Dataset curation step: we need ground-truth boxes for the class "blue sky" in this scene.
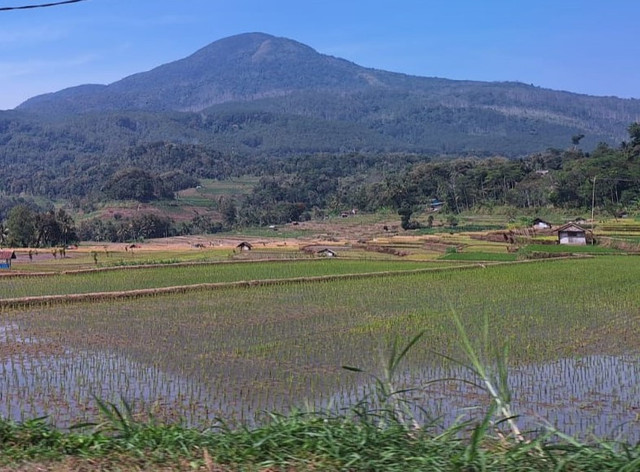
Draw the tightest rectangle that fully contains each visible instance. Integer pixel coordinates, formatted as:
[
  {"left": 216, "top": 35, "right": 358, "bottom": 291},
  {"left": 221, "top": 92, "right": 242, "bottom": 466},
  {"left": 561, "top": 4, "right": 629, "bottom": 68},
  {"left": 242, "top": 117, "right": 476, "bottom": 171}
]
[{"left": 1, "top": 0, "right": 638, "bottom": 110}]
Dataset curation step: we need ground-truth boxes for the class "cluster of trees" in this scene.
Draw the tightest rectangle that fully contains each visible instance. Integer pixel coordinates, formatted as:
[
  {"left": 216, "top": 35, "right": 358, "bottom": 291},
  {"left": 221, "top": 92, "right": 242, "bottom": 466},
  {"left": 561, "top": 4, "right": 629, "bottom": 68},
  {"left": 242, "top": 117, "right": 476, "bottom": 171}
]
[
  {"left": 100, "top": 168, "right": 197, "bottom": 202},
  {"left": 0, "top": 134, "right": 242, "bottom": 203},
  {"left": 76, "top": 213, "right": 174, "bottom": 243},
  {"left": 0, "top": 206, "right": 77, "bottom": 248},
  {"left": 0, "top": 204, "right": 230, "bottom": 246},
  {"left": 76, "top": 212, "right": 230, "bottom": 243},
  {"left": 3, "top": 74, "right": 640, "bottom": 204}
]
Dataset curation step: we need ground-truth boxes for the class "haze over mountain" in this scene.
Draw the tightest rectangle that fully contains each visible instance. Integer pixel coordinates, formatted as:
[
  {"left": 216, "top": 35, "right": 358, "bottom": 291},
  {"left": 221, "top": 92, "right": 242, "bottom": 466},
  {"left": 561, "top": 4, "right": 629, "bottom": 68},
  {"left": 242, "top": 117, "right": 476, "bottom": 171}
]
[{"left": 9, "top": 32, "right": 640, "bottom": 156}]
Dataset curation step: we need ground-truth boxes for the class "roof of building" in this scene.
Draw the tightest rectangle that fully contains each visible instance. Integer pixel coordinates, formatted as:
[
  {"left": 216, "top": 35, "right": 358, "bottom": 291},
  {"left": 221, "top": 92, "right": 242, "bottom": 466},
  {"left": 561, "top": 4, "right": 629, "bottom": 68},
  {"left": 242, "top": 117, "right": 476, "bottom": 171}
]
[
  {"left": 0, "top": 250, "right": 16, "bottom": 259},
  {"left": 556, "top": 223, "right": 586, "bottom": 233}
]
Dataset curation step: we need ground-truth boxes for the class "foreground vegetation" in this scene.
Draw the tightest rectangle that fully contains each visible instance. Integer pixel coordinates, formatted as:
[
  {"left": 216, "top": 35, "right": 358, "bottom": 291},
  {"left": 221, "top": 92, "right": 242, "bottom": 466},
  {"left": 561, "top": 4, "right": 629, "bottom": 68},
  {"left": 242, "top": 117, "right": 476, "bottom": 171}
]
[{"left": 2, "top": 409, "right": 640, "bottom": 471}]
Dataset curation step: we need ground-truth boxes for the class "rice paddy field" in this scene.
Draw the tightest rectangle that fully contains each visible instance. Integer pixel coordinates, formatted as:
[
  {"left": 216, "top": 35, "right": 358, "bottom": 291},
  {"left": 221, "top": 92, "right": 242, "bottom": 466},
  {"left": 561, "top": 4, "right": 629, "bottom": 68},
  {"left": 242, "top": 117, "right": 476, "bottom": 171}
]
[
  {"left": 6, "top": 247, "right": 235, "bottom": 273},
  {"left": 0, "top": 259, "right": 450, "bottom": 299},
  {"left": 0, "top": 255, "right": 639, "bottom": 443}
]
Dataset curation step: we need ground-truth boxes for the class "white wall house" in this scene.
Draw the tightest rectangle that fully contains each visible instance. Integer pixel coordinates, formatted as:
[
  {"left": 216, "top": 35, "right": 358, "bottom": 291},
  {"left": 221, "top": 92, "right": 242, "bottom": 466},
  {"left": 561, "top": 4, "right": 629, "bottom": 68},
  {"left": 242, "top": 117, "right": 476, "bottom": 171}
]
[{"left": 557, "top": 223, "right": 587, "bottom": 245}]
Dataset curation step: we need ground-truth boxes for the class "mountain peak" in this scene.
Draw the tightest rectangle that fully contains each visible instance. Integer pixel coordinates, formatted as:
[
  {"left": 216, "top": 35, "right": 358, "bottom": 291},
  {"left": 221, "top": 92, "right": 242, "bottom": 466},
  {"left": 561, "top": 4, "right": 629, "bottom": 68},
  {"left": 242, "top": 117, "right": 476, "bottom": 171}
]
[
  {"left": 19, "top": 32, "right": 365, "bottom": 114},
  {"left": 190, "top": 32, "right": 311, "bottom": 58},
  {"left": 185, "top": 32, "right": 325, "bottom": 69}
]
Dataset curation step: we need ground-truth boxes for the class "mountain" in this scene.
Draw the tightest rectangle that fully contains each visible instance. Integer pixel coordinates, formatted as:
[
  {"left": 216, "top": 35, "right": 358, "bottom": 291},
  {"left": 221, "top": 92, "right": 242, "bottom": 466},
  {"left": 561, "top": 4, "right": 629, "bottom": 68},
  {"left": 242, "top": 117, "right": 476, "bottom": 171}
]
[
  {"left": 19, "top": 33, "right": 377, "bottom": 114},
  {"left": 9, "top": 32, "right": 640, "bottom": 157}
]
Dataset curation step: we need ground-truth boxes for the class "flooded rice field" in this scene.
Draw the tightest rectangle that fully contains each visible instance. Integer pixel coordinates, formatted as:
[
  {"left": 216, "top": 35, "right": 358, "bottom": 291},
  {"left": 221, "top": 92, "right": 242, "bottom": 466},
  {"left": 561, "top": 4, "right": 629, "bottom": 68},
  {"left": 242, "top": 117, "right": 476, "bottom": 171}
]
[
  {"left": 1, "top": 257, "right": 639, "bottom": 440},
  {"left": 1, "top": 319, "right": 639, "bottom": 440}
]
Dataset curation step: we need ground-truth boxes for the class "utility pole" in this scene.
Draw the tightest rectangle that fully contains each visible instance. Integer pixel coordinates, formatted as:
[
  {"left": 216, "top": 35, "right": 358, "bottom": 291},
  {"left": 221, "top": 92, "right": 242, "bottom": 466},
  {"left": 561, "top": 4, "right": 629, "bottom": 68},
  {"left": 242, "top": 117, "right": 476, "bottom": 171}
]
[{"left": 591, "top": 176, "right": 597, "bottom": 245}]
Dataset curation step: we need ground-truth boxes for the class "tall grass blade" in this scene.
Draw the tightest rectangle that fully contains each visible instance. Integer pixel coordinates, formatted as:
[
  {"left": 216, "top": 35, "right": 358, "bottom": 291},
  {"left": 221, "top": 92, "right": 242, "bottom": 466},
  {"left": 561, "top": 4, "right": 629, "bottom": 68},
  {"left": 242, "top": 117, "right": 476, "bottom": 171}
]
[{"left": 449, "top": 310, "right": 524, "bottom": 442}]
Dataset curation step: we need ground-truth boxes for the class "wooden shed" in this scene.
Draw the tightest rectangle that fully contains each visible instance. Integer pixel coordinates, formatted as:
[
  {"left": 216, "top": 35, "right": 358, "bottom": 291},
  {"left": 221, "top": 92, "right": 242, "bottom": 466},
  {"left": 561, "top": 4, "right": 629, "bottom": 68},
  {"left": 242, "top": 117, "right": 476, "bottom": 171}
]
[
  {"left": 557, "top": 223, "right": 587, "bottom": 245},
  {"left": 236, "top": 241, "right": 253, "bottom": 251},
  {"left": 532, "top": 218, "right": 552, "bottom": 229},
  {"left": 316, "top": 248, "right": 337, "bottom": 258},
  {"left": 0, "top": 250, "right": 16, "bottom": 269}
]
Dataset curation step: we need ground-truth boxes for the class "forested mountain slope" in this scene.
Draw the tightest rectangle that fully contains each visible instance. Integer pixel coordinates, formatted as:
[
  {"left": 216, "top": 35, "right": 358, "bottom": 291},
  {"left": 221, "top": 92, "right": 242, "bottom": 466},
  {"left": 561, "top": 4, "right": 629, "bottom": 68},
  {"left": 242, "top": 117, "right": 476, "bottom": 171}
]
[{"left": 10, "top": 32, "right": 640, "bottom": 157}]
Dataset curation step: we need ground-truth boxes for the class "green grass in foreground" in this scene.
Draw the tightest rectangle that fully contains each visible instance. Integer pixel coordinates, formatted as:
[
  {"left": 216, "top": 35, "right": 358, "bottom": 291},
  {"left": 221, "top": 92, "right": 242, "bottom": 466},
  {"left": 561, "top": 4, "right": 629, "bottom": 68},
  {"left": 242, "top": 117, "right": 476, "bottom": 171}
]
[{"left": 1, "top": 412, "right": 638, "bottom": 471}]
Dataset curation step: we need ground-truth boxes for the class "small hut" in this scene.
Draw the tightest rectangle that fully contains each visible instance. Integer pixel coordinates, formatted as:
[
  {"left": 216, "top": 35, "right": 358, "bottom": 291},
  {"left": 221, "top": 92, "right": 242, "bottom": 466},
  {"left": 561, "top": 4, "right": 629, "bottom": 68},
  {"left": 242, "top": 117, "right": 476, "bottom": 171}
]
[
  {"left": 0, "top": 250, "right": 16, "bottom": 269},
  {"left": 316, "top": 248, "right": 337, "bottom": 258},
  {"left": 556, "top": 223, "right": 587, "bottom": 245},
  {"left": 236, "top": 241, "right": 253, "bottom": 251},
  {"left": 532, "top": 218, "right": 552, "bottom": 229}
]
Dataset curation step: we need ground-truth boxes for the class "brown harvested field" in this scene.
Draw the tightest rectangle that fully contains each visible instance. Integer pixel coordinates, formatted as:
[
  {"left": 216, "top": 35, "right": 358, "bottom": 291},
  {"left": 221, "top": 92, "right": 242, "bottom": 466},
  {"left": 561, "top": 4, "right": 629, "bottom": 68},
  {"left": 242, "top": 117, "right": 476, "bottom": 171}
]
[{"left": 1, "top": 213, "right": 513, "bottom": 275}]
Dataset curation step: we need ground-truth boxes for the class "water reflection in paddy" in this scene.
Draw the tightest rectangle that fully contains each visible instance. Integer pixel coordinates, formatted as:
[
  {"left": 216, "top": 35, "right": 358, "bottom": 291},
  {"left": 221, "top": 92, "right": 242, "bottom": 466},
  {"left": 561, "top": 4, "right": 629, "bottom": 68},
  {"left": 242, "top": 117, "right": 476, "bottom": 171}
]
[
  {"left": 413, "top": 355, "right": 640, "bottom": 440},
  {"left": 1, "top": 321, "right": 638, "bottom": 440}
]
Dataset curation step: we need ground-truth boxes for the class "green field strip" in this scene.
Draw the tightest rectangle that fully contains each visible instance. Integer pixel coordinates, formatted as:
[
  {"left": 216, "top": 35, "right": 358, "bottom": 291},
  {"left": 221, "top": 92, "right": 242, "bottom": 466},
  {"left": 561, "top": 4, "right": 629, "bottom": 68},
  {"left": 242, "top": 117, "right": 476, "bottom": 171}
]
[
  {"left": 0, "top": 259, "right": 449, "bottom": 297},
  {"left": 0, "top": 261, "right": 530, "bottom": 309}
]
